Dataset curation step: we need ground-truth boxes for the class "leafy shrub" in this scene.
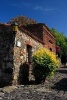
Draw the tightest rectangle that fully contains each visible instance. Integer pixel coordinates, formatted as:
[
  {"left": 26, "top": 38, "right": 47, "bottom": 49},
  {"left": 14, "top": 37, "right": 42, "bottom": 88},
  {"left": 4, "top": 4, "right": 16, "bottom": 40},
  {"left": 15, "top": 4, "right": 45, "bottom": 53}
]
[{"left": 32, "top": 47, "right": 59, "bottom": 83}]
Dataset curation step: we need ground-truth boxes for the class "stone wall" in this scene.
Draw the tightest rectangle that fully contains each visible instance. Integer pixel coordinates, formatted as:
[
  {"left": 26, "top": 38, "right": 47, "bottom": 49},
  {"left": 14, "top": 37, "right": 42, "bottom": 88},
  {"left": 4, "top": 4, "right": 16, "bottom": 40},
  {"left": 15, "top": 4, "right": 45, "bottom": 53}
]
[
  {"left": 22, "top": 24, "right": 43, "bottom": 41},
  {"left": 0, "top": 25, "right": 43, "bottom": 86},
  {"left": 13, "top": 30, "right": 43, "bottom": 84},
  {"left": 22, "top": 23, "right": 56, "bottom": 53},
  {"left": 0, "top": 26, "right": 15, "bottom": 86},
  {"left": 43, "top": 26, "right": 56, "bottom": 53},
  {"left": 0, "top": 23, "right": 56, "bottom": 86}
]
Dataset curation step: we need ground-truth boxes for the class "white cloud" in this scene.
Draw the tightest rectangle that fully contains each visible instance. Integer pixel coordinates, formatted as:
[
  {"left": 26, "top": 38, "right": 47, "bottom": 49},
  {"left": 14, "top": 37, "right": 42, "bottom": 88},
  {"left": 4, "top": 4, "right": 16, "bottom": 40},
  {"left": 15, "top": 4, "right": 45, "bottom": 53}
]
[
  {"left": 11, "top": 2, "right": 32, "bottom": 8},
  {"left": 34, "top": 5, "right": 55, "bottom": 12},
  {"left": 11, "top": 2, "right": 55, "bottom": 12},
  {"left": 45, "top": 8, "right": 55, "bottom": 11},
  {"left": 34, "top": 6, "right": 44, "bottom": 11}
]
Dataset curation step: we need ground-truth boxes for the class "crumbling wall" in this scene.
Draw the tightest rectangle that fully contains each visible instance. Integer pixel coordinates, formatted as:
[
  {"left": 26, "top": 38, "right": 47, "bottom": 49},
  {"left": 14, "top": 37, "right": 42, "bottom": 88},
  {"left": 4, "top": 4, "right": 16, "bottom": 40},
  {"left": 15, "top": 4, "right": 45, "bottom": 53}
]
[{"left": 0, "top": 27, "right": 15, "bottom": 87}]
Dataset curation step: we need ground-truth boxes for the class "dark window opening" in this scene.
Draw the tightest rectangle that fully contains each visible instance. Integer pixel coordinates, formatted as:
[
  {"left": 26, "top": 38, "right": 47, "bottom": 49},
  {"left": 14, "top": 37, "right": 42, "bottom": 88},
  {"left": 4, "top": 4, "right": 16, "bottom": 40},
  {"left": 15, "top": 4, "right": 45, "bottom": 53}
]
[
  {"left": 26, "top": 45, "right": 32, "bottom": 63},
  {"left": 49, "top": 40, "right": 53, "bottom": 44},
  {"left": 49, "top": 48, "right": 52, "bottom": 51}
]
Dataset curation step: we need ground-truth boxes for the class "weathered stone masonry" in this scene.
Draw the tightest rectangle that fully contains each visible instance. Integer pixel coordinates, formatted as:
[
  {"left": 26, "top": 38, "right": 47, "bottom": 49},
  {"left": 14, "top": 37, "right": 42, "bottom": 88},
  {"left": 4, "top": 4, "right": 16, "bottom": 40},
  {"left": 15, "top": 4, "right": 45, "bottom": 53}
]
[
  {"left": 13, "top": 30, "right": 43, "bottom": 84},
  {"left": 0, "top": 23, "right": 56, "bottom": 85},
  {"left": 23, "top": 23, "right": 56, "bottom": 53},
  {"left": 0, "top": 24, "right": 15, "bottom": 85}
]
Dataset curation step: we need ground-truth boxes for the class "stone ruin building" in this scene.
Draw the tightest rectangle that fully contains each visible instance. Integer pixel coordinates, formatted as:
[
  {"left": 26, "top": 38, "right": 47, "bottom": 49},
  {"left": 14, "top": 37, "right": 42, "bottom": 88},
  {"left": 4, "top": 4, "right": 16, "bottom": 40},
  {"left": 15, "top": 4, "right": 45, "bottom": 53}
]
[{"left": 0, "top": 23, "right": 56, "bottom": 86}]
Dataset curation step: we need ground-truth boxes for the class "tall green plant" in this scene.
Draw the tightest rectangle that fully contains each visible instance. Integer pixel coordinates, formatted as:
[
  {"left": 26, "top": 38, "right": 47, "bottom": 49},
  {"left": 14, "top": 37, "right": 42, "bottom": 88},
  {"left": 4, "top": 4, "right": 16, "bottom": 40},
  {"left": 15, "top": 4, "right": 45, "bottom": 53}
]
[
  {"left": 32, "top": 47, "right": 59, "bottom": 83},
  {"left": 51, "top": 28, "right": 67, "bottom": 57}
]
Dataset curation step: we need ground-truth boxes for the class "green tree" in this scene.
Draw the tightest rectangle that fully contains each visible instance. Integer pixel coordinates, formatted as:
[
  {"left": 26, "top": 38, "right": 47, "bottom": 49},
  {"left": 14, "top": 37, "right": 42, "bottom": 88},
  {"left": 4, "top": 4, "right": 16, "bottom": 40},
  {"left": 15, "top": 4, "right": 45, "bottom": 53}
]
[{"left": 51, "top": 28, "right": 67, "bottom": 58}]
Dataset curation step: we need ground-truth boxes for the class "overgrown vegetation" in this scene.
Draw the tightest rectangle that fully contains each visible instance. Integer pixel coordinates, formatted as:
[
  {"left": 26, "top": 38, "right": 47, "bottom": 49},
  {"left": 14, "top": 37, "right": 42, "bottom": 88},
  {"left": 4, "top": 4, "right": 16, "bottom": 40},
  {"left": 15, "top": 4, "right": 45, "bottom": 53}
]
[
  {"left": 32, "top": 47, "right": 59, "bottom": 83},
  {"left": 51, "top": 28, "right": 67, "bottom": 56},
  {"left": 8, "top": 16, "right": 37, "bottom": 26},
  {"left": 51, "top": 28, "right": 67, "bottom": 64}
]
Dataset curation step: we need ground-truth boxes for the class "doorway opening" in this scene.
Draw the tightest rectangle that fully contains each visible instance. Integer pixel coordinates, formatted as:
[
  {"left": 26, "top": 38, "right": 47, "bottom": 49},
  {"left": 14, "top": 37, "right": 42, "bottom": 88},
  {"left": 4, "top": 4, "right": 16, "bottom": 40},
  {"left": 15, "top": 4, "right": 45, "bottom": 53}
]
[{"left": 26, "top": 45, "right": 32, "bottom": 64}]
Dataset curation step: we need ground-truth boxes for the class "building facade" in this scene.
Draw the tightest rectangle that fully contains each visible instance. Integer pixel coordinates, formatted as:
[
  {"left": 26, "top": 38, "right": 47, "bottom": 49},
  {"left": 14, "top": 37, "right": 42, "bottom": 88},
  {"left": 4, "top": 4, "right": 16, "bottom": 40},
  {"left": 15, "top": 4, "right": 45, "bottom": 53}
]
[{"left": 0, "top": 23, "right": 56, "bottom": 85}]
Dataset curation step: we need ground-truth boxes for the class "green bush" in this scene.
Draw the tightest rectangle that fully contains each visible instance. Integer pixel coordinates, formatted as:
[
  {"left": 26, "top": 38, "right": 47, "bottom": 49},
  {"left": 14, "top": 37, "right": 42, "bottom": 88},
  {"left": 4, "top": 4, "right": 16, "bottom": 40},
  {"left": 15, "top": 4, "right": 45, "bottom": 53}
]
[{"left": 32, "top": 47, "right": 59, "bottom": 83}]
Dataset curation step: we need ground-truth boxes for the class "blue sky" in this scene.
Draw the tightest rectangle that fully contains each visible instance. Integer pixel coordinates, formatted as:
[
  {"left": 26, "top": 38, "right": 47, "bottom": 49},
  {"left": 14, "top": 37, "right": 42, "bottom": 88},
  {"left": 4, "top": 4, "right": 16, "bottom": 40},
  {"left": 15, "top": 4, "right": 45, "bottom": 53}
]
[{"left": 0, "top": 0, "right": 67, "bottom": 36}]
